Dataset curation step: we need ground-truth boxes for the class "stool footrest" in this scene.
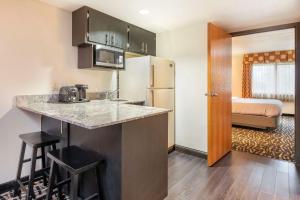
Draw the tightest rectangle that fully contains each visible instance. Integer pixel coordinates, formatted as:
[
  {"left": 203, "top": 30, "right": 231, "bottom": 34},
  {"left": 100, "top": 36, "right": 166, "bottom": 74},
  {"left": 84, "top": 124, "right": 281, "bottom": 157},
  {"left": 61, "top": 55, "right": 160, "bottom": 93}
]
[
  {"left": 83, "top": 193, "right": 99, "bottom": 200},
  {"left": 15, "top": 167, "right": 50, "bottom": 186},
  {"left": 16, "top": 179, "right": 26, "bottom": 190},
  {"left": 55, "top": 178, "right": 71, "bottom": 188},
  {"left": 23, "top": 155, "right": 43, "bottom": 163}
]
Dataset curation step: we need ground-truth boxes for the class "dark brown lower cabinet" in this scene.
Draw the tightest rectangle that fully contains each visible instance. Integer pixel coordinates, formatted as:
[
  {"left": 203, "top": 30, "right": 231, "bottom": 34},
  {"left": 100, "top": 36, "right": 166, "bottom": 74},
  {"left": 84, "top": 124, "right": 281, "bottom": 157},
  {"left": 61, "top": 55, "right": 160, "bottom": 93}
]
[{"left": 41, "top": 114, "right": 168, "bottom": 200}]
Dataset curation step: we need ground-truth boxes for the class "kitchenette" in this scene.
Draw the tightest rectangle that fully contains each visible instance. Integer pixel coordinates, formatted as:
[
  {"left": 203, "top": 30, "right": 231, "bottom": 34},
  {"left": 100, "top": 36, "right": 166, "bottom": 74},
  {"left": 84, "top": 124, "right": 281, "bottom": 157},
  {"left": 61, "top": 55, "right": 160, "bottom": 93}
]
[
  {"left": 9, "top": 4, "right": 175, "bottom": 200},
  {"left": 16, "top": 94, "right": 169, "bottom": 200}
]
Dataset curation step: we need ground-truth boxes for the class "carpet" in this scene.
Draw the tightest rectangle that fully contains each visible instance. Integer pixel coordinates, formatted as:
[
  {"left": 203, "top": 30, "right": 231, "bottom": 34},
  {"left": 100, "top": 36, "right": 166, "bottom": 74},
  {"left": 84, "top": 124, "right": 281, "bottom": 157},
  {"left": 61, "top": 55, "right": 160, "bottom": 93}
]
[
  {"left": 0, "top": 179, "right": 66, "bottom": 200},
  {"left": 232, "top": 116, "right": 295, "bottom": 162}
]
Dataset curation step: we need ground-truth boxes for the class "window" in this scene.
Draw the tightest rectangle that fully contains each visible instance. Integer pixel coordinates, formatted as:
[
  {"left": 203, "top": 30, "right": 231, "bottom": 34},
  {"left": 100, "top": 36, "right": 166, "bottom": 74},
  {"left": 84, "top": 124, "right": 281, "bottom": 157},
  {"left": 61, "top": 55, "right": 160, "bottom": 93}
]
[{"left": 252, "top": 63, "right": 295, "bottom": 101}]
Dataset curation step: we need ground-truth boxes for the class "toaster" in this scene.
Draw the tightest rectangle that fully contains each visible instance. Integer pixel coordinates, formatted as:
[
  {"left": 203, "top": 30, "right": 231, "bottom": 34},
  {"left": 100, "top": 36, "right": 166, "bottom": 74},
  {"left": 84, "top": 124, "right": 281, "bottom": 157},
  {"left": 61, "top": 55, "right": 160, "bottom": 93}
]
[{"left": 59, "top": 86, "right": 79, "bottom": 103}]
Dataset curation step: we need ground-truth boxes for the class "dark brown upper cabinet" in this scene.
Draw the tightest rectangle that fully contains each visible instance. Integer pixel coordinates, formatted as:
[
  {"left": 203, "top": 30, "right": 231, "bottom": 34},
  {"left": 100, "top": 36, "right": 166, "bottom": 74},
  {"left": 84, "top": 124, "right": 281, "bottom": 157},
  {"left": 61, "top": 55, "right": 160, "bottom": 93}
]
[
  {"left": 88, "top": 9, "right": 128, "bottom": 49},
  {"left": 128, "top": 25, "right": 156, "bottom": 56},
  {"left": 72, "top": 6, "right": 156, "bottom": 55},
  {"left": 87, "top": 9, "right": 111, "bottom": 46},
  {"left": 73, "top": 6, "right": 128, "bottom": 49}
]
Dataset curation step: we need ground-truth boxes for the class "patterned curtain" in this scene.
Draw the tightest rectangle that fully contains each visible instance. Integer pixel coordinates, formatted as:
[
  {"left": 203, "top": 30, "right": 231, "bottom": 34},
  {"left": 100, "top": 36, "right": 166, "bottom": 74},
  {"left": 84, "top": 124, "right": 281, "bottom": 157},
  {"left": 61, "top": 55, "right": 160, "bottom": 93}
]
[{"left": 242, "top": 50, "right": 295, "bottom": 98}]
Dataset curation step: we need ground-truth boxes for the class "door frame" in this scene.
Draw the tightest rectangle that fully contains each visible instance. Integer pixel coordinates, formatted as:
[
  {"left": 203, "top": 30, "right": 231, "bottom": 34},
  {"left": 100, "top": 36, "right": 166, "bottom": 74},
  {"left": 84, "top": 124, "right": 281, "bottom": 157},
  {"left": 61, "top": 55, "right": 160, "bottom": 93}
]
[{"left": 231, "top": 22, "right": 300, "bottom": 165}]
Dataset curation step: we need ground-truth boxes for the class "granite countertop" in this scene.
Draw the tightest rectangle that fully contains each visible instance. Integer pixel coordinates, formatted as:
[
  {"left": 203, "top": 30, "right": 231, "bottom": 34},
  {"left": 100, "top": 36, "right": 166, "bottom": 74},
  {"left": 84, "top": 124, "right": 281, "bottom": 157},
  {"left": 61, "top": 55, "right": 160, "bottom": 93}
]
[{"left": 16, "top": 97, "right": 170, "bottom": 129}]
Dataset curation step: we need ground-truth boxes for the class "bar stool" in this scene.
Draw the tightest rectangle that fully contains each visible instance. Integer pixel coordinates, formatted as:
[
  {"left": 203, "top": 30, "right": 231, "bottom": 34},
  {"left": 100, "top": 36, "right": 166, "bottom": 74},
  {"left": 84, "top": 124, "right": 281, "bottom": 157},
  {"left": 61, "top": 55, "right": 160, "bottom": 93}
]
[
  {"left": 13, "top": 131, "right": 61, "bottom": 200},
  {"left": 46, "top": 145, "right": 104, "bottom": 200}
]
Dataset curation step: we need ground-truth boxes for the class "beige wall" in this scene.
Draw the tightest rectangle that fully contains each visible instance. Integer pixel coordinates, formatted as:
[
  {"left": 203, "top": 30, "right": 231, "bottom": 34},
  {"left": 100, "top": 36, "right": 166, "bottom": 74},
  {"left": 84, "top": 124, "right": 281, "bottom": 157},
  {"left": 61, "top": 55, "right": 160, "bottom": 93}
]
[
  {"left": 232, "top": 54, "right": 243, "bottom": 97},
  {"left": 0, "top": 0, "right": 116, "bottom": 183},
  {"left": 157, "top": 21, "right": 208, "bottom": 152}
]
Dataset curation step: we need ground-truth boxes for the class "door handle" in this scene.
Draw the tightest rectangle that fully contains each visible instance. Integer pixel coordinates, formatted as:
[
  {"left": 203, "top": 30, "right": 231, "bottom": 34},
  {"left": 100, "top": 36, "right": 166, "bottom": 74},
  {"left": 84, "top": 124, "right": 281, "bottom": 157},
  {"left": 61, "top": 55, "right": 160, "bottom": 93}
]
[{"left": 205, "top": 92, "right": 219, "bottom": 97}]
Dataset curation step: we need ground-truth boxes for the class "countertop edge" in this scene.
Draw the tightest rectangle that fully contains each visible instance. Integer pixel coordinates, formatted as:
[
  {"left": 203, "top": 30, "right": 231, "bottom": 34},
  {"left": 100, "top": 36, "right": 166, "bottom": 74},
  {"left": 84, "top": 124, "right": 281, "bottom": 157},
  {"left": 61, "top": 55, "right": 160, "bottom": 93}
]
[{"left": 17, "top": 105, "right": 170, "bottom": 130}]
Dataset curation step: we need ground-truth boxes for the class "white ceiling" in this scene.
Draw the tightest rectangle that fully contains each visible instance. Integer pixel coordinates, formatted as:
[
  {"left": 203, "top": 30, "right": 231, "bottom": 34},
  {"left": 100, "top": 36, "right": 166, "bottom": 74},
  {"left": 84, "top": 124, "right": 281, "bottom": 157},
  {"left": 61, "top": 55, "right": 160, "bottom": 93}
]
[
  {"left": 232, "top": 28, "right": 295, "bottom": 55},
  {"left": 40, "top": 0, "right": 300, "bottom": 33}
]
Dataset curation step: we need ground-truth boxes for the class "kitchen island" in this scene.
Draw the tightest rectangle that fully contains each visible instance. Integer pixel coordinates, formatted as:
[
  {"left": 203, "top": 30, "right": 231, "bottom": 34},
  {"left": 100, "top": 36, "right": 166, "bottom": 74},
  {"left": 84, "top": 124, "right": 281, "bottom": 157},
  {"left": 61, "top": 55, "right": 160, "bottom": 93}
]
[{"left": 16, "top": 96, "right": 169, "bottom": 200}]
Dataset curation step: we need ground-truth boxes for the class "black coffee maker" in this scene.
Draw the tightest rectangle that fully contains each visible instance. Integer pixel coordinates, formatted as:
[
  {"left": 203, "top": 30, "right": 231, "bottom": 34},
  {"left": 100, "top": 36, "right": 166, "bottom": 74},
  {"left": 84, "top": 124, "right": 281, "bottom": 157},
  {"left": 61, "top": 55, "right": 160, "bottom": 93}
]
[{"left": 75, "top": 84, "right": 89, "bottom": 102}]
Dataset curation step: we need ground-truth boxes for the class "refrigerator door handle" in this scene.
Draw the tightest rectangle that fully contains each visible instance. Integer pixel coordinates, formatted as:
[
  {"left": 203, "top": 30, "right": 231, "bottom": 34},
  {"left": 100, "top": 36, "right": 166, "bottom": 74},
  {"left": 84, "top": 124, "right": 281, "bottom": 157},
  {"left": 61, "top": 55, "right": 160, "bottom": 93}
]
[
  {"left": 150, "top": 64, "right": 155, "bottom": 87},
  {"left": 151, "top": 90, "right": 154, "bottom": 106}
]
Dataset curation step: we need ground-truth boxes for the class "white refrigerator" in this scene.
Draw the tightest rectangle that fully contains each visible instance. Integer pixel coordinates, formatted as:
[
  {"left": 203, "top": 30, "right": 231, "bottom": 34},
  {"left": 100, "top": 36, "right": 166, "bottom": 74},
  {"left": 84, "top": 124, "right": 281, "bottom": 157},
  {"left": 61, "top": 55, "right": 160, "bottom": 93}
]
[{"left": 119, "top": 56, "right": 175, "bottom": 148}]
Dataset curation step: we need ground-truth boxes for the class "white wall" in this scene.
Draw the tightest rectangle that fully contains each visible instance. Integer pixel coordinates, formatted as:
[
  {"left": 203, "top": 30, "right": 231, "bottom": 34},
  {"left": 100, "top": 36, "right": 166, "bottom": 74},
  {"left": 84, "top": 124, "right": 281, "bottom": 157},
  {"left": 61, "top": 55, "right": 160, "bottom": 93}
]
[
  {"left": 0, "top": 0, "right": 115, "bottom": 183},
  {"left": 156, "top": 22, "right": 208, "bottom": 152},
  {"left": 232, "top": 54, "right": 243, "bottom": 97},
  {"left": 232, "top": 28, "right": 295, "bottom": 55}
]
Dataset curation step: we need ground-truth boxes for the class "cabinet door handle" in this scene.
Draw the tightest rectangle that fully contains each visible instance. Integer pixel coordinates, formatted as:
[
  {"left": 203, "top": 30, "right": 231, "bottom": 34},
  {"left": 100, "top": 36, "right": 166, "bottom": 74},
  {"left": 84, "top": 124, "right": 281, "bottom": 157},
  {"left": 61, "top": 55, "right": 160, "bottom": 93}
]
[
  {"left": 111, "top": 34, "right": 114, "bottom": 45},
  {"left": 145, "top": 43, "right": 148, "bottom": 53},
  {"left": 141, "top": 42, "right": 145, "bottom": 53},
  {"left": 114, "top": 33, "right": 116, "bottom": 46},
  {"left": 60, "top": 121, "right": 63, "bottom": 135},
  {"left": 105, "top": 34, "right": 108, "bottom": 44}
]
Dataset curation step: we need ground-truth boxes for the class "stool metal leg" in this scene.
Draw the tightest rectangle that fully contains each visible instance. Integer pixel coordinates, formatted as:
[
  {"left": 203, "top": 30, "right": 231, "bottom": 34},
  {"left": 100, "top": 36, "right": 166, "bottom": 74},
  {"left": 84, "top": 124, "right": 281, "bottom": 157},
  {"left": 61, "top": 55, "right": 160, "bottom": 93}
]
[
  {"left": 46, "top": 160, "right": 56, "bottom": 200},
  {"left": 51, "top": 143, "right": 66, "bottom": 199},
  {"left": 70, "top": 174, "right": 79, "bottom": 200},
  {"left": 26, "top": 147, "right": 38, "bottom": 200},
  {"left": 41, "top": 146, "right": 47, "bottom": 186},
  {"left": 56, "top": 167, "right": 64, "bottom": 199},
  {"left": 96, "top": 166, "right": 104, "bottom": 200},
  {"left": 13, "top": 141, "right": 26, "bottom": 197}
]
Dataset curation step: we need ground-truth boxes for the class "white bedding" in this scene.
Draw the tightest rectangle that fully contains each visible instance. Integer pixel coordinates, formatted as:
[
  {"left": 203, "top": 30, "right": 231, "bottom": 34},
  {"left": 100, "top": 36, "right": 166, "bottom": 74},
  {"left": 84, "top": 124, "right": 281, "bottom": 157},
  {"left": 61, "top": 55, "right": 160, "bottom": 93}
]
[{"left": 232, "top": 97, "right": 283, "bottom": 117}]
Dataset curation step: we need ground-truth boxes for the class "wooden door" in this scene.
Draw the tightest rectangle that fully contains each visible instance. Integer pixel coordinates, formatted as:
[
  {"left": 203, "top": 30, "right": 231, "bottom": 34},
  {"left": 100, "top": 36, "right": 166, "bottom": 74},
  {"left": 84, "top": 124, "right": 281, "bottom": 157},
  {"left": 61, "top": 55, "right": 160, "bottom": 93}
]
[{"left": 207, "top": 23, "right": 232, "bottom": 166}]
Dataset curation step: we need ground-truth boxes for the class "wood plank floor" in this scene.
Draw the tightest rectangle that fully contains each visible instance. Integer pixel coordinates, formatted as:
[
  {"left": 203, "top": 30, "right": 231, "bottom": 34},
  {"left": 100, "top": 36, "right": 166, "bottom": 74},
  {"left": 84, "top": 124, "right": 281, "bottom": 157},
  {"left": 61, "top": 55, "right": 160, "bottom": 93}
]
[{"left": 166, "top": 150, "right": 300, "bottom": 200}]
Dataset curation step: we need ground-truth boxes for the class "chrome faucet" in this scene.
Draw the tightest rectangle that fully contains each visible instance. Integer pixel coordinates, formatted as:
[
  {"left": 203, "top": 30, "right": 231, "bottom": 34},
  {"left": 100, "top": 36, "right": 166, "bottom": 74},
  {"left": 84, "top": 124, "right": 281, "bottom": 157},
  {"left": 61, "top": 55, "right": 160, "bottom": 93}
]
[{"left": 106, "top": 89, "right": 119, "bottom": 100}]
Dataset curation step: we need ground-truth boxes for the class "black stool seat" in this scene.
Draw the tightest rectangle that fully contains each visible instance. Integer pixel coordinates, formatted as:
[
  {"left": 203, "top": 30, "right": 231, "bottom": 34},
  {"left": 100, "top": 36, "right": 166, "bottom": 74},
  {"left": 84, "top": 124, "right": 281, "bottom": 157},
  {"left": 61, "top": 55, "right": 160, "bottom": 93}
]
[
  {"left": 19, "top": 131, "right": 60, "bottom": 147},
  {"left": 47, "top": 146, "right": 100, "bottom": 174}
]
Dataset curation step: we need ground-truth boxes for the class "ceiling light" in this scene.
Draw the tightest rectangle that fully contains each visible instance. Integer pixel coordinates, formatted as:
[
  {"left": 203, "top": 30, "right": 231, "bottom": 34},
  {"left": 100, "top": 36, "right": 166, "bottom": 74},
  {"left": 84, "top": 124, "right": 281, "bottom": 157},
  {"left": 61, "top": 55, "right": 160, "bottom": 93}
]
[{"left": 139, "top": 9, "right": 150, "bottom": 15}]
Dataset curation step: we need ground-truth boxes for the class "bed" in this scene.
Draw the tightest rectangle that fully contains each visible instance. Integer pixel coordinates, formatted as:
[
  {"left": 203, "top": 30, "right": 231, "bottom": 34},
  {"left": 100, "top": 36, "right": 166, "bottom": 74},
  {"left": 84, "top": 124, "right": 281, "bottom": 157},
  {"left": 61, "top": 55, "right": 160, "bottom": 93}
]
[{"left": 232, "top": 97, "right": 283, "bottom": 129}]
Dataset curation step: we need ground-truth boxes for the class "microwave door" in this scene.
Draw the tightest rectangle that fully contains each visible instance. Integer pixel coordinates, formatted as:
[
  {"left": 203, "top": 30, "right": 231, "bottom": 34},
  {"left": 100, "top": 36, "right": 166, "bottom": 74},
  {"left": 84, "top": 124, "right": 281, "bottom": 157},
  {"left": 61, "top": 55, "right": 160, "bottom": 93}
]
[{"left": 94, "top": 45, "right": 124, "bottom": 69}]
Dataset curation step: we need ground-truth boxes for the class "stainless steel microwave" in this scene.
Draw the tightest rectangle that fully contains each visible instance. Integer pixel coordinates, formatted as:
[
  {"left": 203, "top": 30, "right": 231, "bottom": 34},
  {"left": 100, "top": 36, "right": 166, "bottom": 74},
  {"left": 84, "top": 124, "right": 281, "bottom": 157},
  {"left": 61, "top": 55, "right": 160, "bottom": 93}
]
[{"left": 93, "top": 44, "right": 125, "bottom": 69}]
